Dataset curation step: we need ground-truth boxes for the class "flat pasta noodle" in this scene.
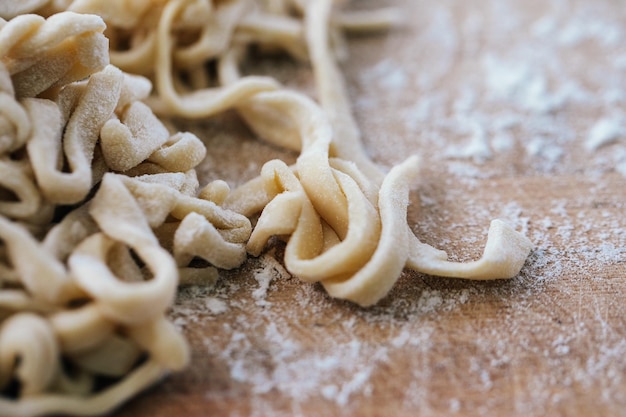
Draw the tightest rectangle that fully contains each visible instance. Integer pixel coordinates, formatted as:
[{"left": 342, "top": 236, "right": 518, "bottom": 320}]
[
  {"left": 75, "top": 175, "right": 179, "bottom": 325},
  {"left": 0, "top": 62, "right": 30, "bottom": 154},
  {"left": 0, "top": 313, "right": 59, "bottom": 395},
  {"left": 235, "top": 89, "right": 531, "bottom": 306},
  {"left": 306, "top": 0, "right": 385, "bottom": 184},
  {"left": 320, "top": 156, "right": 417, "bottom": 306},
  {"left": 0, "top": 12, "right": 108, "bottom": 98},
  {"left": 0, "top": 361, "right": 165, "bottom": 417},
  {"left": 26, "top": 65, "right": 124, "bottom": 205},
  {"left": 49, "top": 304, "right": 116, "bottom": 355},
  {"left": 0, "top": 216, "right": 80, "bottom": 305},
  {"left": 100, "top": 101, "right": 171, "bottom": 172},
  {"left": 0, "top": 158, "right": 40, "bottom": 220}
]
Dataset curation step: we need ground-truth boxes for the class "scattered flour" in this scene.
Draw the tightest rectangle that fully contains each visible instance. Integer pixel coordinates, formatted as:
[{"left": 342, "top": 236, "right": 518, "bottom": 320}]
[
  {"left": 483, "top": 56, "right": 557, "bottom": 113},
  {"left": 617, "top": 159, "right": 626, "bottom": 177},
  {"left": 444, "top": 120, "right": 492, "bottom": 163},
  {"left": 586, "top": 117, "right": 625, "bottom": 151},
  {"left": 170, "top": 187, "right": 626, "bottom": 414},
  {"left": 360, "top": 59, "right": 408, "bottom": 92},
  {"left": 251, "top": 252, "right": 291, "bottom": 306},
  {"left": 557, "top": 16, "right": 622, "bottom": 47},
  {"left": 205, "top": 297, "right": 229, "bottom": 315},
  {"left": 252, "top": 270, "right": 272, "bottom": 303},
  {"left": 525, "top": 136, "right": 564, "bottom": 168}
]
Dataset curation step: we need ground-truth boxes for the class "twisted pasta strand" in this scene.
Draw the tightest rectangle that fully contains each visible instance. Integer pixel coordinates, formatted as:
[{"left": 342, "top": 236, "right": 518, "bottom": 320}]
[{"left": 0, "top": 12, "right": 108, "bottom": 97}]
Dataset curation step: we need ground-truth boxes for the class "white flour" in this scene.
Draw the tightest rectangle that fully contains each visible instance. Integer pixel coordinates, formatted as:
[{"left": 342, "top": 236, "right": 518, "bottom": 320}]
[{"left": 586, "top": 117, "right": 625, "bottom": 151}]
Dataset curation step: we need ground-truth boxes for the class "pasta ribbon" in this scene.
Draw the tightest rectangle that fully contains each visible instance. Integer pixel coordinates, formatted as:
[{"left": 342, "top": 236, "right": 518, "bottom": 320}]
[
  {"left": 240, "top": 99, "right": 532, "bottom": 306},
  {"left": 0, "top": 12, "right": 108, "bottom": 97},
  {"left": 0, "top": 313, "right": 59, "bottom": 396},
  {"left": 0, "top": 63, "right": 30, "bottom": 154},
  {"left": 26, "top": 65, "right": 123, "bottom": 205}
]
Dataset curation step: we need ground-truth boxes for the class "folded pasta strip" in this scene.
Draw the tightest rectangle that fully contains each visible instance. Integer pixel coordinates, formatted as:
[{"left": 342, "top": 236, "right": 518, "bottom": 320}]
[
  {"left": 232, "top": 89, "right": 532, "bottom": 307},
  {"left": 0, "top": 12, "right": 108, "bottom": 98}
]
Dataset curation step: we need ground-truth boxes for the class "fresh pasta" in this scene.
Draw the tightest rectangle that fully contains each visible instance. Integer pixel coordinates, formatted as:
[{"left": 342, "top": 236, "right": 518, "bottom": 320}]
[{"left": 0, "top": 1, "right": 533, "bottom": 416}]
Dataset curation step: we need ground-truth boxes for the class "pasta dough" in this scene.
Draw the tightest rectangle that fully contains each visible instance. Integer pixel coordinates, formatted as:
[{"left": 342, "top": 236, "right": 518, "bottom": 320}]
[
  {"left": 0, "top": 10, "right": 250, "bottom": 416},
  {"left": 0, "top": 1, "right": 533, "bottom": 416}
]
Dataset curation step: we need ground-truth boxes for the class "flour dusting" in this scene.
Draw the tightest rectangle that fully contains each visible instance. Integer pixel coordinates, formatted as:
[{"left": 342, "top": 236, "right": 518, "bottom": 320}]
[{"left": 586, "top": 117, "right": 625, "bottom": 151}]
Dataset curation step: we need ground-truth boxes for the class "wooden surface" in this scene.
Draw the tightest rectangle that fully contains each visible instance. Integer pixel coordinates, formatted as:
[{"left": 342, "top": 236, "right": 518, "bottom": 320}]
[{"left": 118, "top": 0, "right": 626, "bottom": 416}]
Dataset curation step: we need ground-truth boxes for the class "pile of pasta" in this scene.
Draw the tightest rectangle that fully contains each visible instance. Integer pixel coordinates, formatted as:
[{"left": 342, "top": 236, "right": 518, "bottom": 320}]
[{"left": 0, "top": 1, "right": 533, "bottom": 416}]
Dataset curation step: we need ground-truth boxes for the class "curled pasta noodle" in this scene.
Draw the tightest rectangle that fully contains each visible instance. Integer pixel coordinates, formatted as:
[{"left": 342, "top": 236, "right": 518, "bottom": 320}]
[
  {"left": 174, "top": 212, "right": 248, "bottom": 269},
  {"left": 170, "top": 193, "right": 252, "bottom": 244},
  {"left": 0, "top": 63, "right": 30, "bottom": 154},
  {"left": 173, "top": 0, "right": 246, "bottom": 67},
  {"left": 100, "top": 101, "right": 171, "bottom": 172},
  {"left": 49, "top": 304, "right": 116, "bottom": 355},
  {"left": 69, "top": 335, "right": 142, "bottom": 378},
  {"left": 406, "top": 220, "right": 534, "bottom": 280},
  {"left": 25, "top": 65, "right": 123, "bottom": 205},
  {"left": 147, "top": 132, "right": 207, "bottom": 172},
  {"left": 147, "top": 0, "right": 280, "bottom": 118},
  {"left": 321, "top": 156, "right": 418, "bottom": 305},
  {"left": 0, "top": 313, "right": 59, "bottom": 396},
  {"left": 0, "top": 12, "right": 108, "bottom": 97},
  {"left": 0, "top": 158, "right": 40, "bottom": 220},
  {"left": 0, "top": 360, "right": 165, "bottom": 417},
  {"left": 72, "top": 175, "right": 178, "bottom": 325},
  {"left": 0, "top": 216, "right": 80, "bottom": 304},
  {"left": 232, "top": 70, "right": 531, "bottom": 306}
]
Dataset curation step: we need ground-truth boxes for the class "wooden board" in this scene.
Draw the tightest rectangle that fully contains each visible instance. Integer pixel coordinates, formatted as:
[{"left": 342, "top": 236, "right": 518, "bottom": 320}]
[{"left": 116, "top": 0, "right": 626, "bottom": 415}]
